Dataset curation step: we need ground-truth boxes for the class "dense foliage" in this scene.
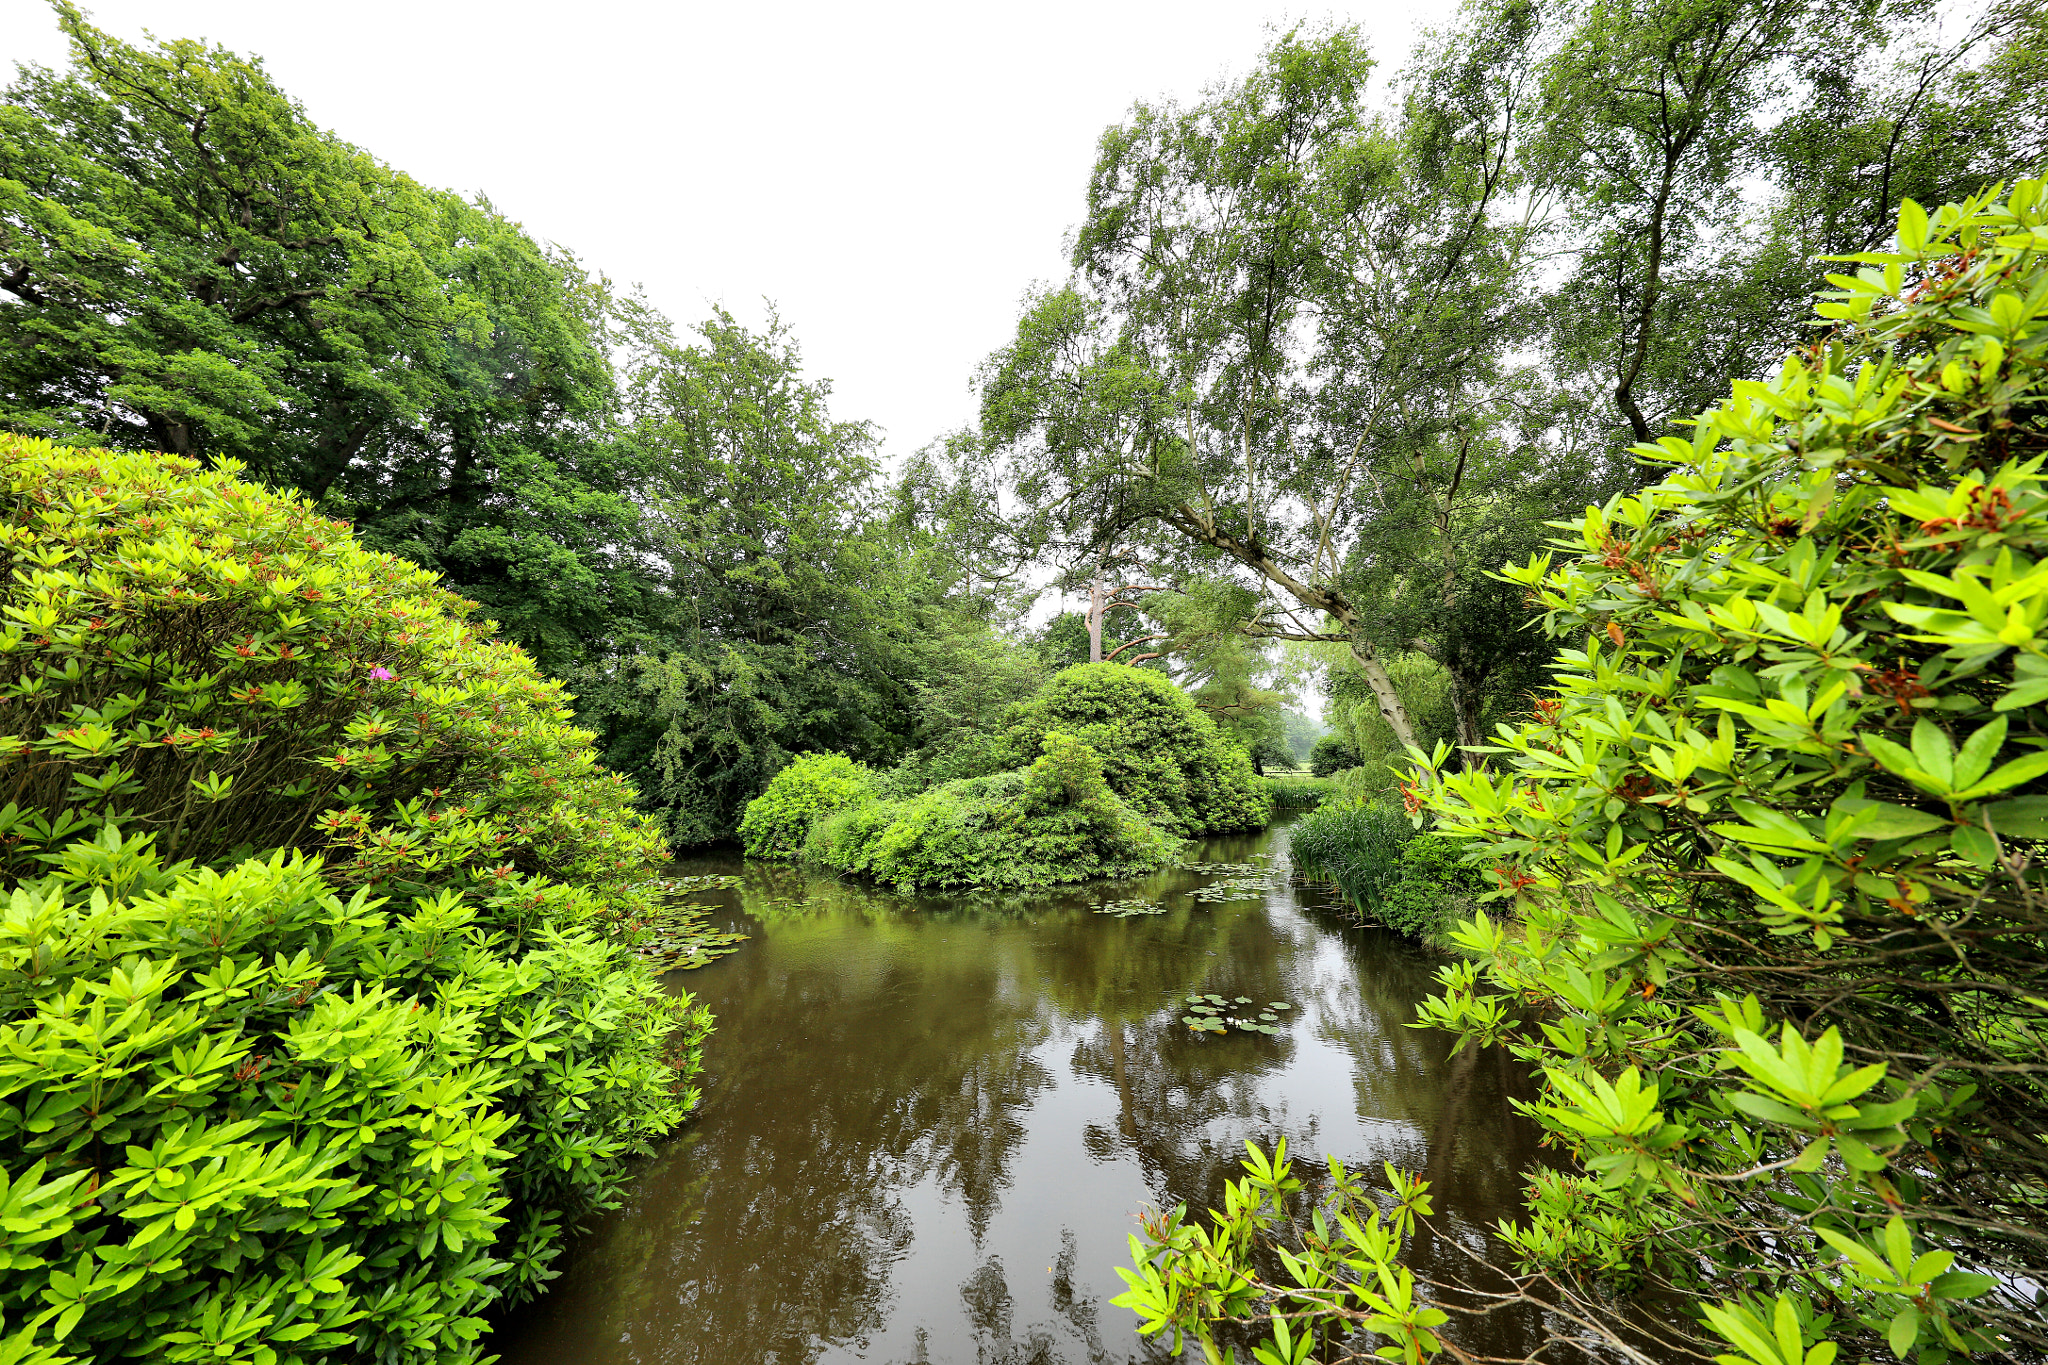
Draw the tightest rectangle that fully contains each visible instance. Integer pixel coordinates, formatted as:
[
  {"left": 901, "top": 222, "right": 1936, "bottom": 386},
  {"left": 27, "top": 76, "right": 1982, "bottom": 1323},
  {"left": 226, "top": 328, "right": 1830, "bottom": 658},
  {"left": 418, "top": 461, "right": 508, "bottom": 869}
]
[
  {"left": 1289, "top": 802, "right": 1480, "bottom": 940},
  {"left": 984, "top": 0, "right": 2046, "bottom": 752},
  {"left": 7, "top": 2, "right": 2046, "bottom": 1360},
  {"left": 1309, "top": 734, "right": 1361, "bottom": 778},
  {"left": 0, "top": 15, "right": 1039, "bottom": 849},
  {"left": 992, "top": 664, "right": 1270, "bottom": 835},
  {"left": 734, "top": 664, "right": 1263, "bottom": 890},
  {"left": 1118, "top": 182, "right": 2048, "bottom": 1365},
  {"left": 736, "top": 752, "right": 876, "bottom": 860},
  {"left": 581, "top": 310, "right": 940, "bottom": 843},
  {"left": 1407, "top": 179, "right": 2048, "bottom": 1361},
  {"left": 0, "top": 7, "right": 648, "bottom": 682},
  {"left": 0, "top": 438, "right": 703, "bottom": 1364},
  {"left": 806, "top": 733, "right": 1178, "bottom": 892}
]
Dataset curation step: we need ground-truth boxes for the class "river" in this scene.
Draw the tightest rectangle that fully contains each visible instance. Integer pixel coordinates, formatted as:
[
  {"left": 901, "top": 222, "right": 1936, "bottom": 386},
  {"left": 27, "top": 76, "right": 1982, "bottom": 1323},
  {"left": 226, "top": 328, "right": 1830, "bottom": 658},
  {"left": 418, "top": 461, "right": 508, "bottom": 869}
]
[{"left": 493, "top": 817, "right": 1549, "bottom": 1364}]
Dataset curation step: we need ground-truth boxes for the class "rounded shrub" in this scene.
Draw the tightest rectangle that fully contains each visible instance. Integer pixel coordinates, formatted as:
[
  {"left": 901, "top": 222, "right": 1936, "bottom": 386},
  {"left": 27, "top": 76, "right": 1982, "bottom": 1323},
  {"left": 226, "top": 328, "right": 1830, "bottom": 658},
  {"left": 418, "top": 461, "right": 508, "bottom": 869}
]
[
  {"left": 1308, "top": 733, "right": 1360, "bottom": 778},
  {"left": 810, "top": 732, "right": 1179, "bottom": 891},
  {"left": 998, "top": 664, "right": 1271, "bottom": 835},
  {"left": 737, "top": 752, "right": 874, "bottom": 859},
  {"left": 0, "top": 439, "right": 707, "bottom": 1365}
]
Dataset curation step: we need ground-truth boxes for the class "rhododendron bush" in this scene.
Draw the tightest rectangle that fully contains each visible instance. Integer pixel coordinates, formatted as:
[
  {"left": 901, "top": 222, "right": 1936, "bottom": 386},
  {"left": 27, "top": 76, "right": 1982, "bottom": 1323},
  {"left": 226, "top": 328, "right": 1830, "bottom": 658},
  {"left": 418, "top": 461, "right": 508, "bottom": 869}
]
[{"left": 0, "top": 437, "right": 709, "bottom": 1365}]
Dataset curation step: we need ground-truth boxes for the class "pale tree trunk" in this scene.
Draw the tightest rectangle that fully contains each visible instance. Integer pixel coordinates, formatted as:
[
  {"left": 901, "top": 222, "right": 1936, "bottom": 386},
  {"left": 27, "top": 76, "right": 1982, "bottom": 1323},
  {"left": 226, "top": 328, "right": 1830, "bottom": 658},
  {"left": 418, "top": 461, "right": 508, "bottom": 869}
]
[
  {"left": 1348, "top": 644, "right": 1419, "bottom": 753},
  {"left": 1107, "top": 1021, "right": 1137, "bottom": 1140},
  {"left": 1087, "top": 569, "right": 1104, "bottom": 664},
  {"left": 1165, "top": 501, "right": 1420, "bottom": 750}
]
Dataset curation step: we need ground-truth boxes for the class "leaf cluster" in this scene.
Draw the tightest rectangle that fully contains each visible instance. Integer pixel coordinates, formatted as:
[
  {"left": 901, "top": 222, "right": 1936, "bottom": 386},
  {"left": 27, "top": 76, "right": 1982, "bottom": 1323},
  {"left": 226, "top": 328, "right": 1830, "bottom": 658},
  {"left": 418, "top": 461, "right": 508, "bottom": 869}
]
[
  {"left": 1403, "top": 181, "right": 2048, "bottom": 1360},
  {"left": 0, "top": 441, "right": 708, "bottom": 1362},
  {"left": 801, "top": 732, "right": 1180, "bottom": 893}
]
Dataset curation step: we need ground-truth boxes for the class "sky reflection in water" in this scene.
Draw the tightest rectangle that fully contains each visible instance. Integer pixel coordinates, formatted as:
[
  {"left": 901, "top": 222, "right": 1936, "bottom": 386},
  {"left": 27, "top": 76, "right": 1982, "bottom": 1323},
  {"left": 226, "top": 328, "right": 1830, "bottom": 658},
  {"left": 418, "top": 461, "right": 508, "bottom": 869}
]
[{"left": 496, "top": 819, "right": 1547, "bottom": 1365}]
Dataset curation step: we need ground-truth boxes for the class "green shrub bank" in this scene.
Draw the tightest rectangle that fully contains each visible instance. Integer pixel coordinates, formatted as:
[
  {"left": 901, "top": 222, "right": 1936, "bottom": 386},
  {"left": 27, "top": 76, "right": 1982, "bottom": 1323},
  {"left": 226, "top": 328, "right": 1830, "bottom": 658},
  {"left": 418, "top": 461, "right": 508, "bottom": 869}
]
[
  {"left": 1261, "top": 774, "right": 1332, "bottom": 808},
  {"left": 0, "top": 439, "right": 704, "bottom": 1365},
  {"left": 806, "top": 733, "right": 1178, "bottom": 891},
  {"left": 1308, "top": 733, "right": 1360, "bottom": 777},
  {"left": 736, "top": 752, "right": 874, "bottom": 859},
  {"left": 1289, "top": 800, "right": 1479, "bottom": 939},
  {"left": 737, "top": 663, "right": 1266, "bottom": 891},
  {"left": 994, "top": 664, "right": 1270, "bottom": 834},
  {"left": 1403, "top": 183, "right": 2048, "bottom": 1359},
  {"left": 1118, "top": 185, "right": 2048, "bottom": 1364}
]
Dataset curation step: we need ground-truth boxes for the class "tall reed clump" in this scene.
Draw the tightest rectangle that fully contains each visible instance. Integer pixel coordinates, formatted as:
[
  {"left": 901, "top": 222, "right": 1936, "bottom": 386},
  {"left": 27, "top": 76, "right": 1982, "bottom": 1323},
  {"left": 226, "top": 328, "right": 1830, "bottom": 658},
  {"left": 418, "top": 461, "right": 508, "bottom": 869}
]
[
  {"left": 1289, "top": 799, "right": 1480, "bottom": 939},
  {"left": 0, "top": 437, "right": 708, "bottom": 1365},
  {"left": 1261, "top": 774, "right": 1333, "bottom": 808},
  {"left": 1289, "top": 799, "right": 1415, "bottom": 905}
]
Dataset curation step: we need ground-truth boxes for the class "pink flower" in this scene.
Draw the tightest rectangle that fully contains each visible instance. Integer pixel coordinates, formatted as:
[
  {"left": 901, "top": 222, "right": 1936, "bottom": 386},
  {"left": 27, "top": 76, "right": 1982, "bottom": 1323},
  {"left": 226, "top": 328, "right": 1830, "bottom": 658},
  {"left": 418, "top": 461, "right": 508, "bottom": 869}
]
[{"left": 369, "top": 667, "right": 395, "bottom": 681}]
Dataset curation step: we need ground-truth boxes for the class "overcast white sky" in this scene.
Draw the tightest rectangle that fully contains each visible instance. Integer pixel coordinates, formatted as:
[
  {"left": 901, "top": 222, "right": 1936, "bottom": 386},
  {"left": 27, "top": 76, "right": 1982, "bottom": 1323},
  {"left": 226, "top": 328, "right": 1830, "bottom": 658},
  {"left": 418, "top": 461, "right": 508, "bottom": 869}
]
[{"left": 1, "top": 0, "right": 1457, "bottom": 466}]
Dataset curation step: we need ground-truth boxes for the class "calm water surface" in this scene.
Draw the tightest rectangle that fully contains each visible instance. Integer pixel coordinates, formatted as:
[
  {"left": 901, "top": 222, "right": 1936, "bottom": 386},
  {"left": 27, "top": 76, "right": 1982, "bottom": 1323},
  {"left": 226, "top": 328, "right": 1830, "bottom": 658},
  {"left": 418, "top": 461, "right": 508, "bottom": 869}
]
[{"left": 496, "top": 819, "right": 1547, "bottom": 1365}]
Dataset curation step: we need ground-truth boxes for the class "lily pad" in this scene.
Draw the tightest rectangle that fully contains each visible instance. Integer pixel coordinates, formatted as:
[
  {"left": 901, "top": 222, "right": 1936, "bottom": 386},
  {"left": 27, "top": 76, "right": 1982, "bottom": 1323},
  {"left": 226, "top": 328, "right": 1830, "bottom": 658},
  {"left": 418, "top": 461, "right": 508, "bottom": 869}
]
[
  {"left": 1095, "top": 898, "right": 1167, "bottom": 917},
  {"left": 1234, "top": 996, "right": 1252, "bottom": 1004},
  {"left": 1259, "top": 1012, "right": 1277, "bottom": 1022},
  {"left": 1268, "top": 1002, "right": 1292, "bottom": 1011}
]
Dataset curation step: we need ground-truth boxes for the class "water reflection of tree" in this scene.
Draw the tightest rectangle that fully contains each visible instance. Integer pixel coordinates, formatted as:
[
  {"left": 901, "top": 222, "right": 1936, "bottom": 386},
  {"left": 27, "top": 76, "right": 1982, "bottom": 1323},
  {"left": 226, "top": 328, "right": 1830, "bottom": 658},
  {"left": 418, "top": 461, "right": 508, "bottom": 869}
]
[
  {"left": 1051, "top": 870, "right": 1556, "bottom": 1363},
  {"left": 509, "top": 902, "right": 1066, "bottom": 1365},
  {"left": 504, "top": 828, "right": 1552, "bottom": 1365}
]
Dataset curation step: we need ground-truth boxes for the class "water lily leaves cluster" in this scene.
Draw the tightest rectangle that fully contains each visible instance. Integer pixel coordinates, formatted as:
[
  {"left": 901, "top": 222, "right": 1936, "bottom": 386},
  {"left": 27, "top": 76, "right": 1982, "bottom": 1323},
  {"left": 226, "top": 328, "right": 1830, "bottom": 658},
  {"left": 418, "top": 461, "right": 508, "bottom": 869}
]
[
  {"left": 1396, "top": 182, "right": 2048, "bottom": 1361},
  {"left": 1090, "top": 858, "right": 1288, "bottom": 916},
  {"left": 633, "top": 876, "right": 747, "bottom": 970},
  {"left": 1092, "top": 897, "right": 1166, "bottom": 917},
  {"left": 1179, "top": 996, "right": 1292, "bottom": 1035}
]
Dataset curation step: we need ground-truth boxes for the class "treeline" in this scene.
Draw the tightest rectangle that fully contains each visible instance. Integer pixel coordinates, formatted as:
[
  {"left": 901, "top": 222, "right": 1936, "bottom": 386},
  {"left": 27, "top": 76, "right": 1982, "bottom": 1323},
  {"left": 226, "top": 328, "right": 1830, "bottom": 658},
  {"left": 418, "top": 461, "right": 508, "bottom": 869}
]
[
  {"left": 0, "top": 5, "right": 1067, "bottom": 844},
  {"left": 6, "top": 0, "right": 2044, "bottom": 835},
  {"left": 980, "top": 0, "right": 2045, "bottom": 772}
]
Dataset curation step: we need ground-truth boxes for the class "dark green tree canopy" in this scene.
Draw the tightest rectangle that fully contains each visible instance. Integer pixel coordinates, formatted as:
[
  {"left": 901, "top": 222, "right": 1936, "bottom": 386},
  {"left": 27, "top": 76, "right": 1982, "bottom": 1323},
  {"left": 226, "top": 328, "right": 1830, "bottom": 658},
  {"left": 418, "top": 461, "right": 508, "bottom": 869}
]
[{"left": 0, "top": 5, "right": 646, "bottom": 677}]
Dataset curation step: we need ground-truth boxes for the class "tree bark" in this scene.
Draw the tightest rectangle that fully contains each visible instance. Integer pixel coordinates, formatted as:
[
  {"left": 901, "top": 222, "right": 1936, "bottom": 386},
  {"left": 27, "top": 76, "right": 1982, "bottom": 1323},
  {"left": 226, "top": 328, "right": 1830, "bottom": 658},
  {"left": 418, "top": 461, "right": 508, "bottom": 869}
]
[
  {"left": 1446, "top": 665, "right": 1482, "bottom": 756},
  {"left": 1348, "top": 644, "right": 1420, "bottom": 753},
  {"left": 1163, "top": 500, "right": 1421, "bottom": 750},
  {"left": 1087, "top": 568, "right": 1104, "bottom": 664}
]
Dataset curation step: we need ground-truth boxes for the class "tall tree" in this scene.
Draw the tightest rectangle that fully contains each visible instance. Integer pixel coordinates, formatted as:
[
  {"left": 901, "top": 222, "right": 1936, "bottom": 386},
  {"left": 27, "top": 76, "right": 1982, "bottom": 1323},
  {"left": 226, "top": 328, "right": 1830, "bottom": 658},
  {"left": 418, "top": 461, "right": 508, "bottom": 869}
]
[
  {"left": 577, "top": 307, "right": 1015, "bottom": 842},
  {"left": 0, "top": 4, "right": 645, "bottom": 676},
  {"left": 991, "top": 20, "right": 1546, "bottom": 749}
]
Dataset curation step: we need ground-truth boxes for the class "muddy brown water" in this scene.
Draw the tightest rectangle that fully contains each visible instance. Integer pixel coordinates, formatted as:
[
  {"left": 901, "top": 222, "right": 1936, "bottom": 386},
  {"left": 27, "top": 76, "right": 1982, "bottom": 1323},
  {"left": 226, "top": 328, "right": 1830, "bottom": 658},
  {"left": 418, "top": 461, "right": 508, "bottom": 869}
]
[{"left": 493, "top": 819, "right": 1550, "bottom": 1365}]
